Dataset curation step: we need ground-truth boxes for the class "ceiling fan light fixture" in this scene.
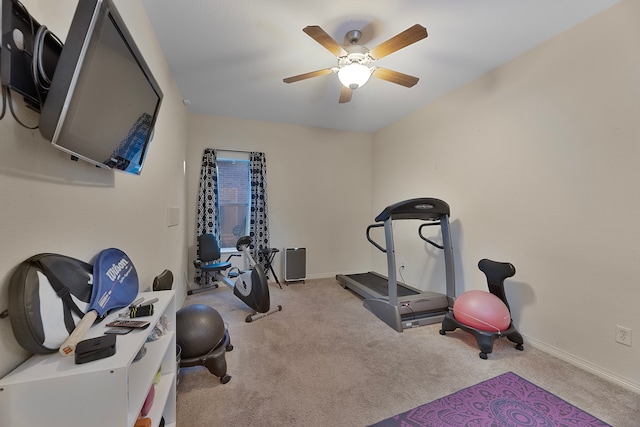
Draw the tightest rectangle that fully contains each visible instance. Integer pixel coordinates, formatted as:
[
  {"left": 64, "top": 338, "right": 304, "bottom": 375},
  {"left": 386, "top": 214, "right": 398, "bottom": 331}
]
[
  {"left": 338, "top": 63, "right": 371, "bottom": 89},
  {"left": 284, "top": 24, "right": 427, "bottom": 102}
]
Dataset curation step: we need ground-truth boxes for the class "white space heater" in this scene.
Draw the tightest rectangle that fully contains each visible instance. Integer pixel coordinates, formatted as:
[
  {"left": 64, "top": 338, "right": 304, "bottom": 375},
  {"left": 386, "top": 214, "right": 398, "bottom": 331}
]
[{"left": 283, "top": 247, "right": 306, "bottom": 282}]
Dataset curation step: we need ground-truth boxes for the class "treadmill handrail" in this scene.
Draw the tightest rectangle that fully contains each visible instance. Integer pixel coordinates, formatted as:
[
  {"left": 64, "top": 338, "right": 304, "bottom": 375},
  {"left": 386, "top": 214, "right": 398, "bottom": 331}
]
[
  {"left": 418, "top": 222, "right": 444, "bottom": 250},
  {"left": 375, "top": 197, "right": 450, "bottom": 222},
  {"left": 366, "top": 223, "right": 386, "bottom": 253}
]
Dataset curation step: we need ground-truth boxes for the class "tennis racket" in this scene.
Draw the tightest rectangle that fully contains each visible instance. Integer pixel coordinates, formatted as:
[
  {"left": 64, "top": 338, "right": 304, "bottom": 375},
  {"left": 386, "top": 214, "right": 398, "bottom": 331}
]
[{"left": 59, "top": 248, "right": 139, "bottom": 356}]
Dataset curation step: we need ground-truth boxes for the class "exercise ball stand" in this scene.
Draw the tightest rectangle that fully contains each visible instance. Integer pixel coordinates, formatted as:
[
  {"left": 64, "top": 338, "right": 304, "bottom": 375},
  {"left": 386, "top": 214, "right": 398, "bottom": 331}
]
[
  {"left": 179, "top": 329, "right": 233, "bottom": 384},
  {"left": 440, "top": 259, "right": 524, "bottom": 359},
  {"left": 176, "top": 304, "right": 233, "bottom": 384}
]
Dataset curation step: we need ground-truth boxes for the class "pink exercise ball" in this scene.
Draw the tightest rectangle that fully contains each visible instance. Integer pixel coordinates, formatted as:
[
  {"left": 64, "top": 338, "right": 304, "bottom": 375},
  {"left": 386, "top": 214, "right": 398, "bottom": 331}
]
[{"left": 453, "top": 290, "right": 511, "bottom": 332}]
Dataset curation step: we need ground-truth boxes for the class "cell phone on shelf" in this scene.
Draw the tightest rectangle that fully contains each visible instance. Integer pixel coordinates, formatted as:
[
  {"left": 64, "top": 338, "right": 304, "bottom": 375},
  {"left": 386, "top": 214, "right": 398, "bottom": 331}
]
[{"left": 104, "top": 327, "right": 134, "bottom": 335}]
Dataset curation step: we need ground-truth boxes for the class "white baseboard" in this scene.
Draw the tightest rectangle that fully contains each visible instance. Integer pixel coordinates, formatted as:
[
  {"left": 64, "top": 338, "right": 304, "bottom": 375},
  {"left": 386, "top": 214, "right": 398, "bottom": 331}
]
[
  {"left": 301, "top": 273, "right": 339, "bottom": 280},
  {"left": 523, "top": 334, "right": 640, "bottom": 393}
]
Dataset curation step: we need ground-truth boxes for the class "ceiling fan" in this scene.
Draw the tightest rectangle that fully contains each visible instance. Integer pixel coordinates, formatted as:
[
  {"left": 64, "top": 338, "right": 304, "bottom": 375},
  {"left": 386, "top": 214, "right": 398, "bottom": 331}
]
[{"left": 283, "top": 24, "right": 428, "bottom": 103}]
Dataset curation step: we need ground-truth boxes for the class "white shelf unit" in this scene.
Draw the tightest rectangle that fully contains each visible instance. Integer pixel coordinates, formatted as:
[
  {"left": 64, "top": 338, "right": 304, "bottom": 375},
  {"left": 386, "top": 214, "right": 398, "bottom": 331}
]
[{"left": 0, "top": 290, "right": 176, "bottom": 427}]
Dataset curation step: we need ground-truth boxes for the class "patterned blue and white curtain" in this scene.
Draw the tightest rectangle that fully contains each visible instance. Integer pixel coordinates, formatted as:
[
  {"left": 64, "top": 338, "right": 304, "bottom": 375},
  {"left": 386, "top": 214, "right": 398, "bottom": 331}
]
[
  {"left": 196, "top": 149, "right": 270, "bottom": 282},
  {"left": 249, "top": 152, "right": 270, "bottom": 271},
  {"left": 195, "top": 148, "right": 219, "bottom": 287}
]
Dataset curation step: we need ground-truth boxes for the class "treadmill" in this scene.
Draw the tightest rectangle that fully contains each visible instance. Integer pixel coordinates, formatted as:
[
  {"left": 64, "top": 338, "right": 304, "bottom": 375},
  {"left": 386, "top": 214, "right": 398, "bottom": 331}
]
[{"left": 336, "top": 198, "right": 455, "bottom": 332}]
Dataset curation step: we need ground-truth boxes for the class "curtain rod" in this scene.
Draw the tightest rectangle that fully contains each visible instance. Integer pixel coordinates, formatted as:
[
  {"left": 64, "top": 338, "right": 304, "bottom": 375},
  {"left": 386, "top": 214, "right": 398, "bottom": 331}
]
[
  {"left": 206, "top": 148, "right": 265, "bottom": 157},
  {"left": 214, "top": 148, "right": 251, "bottom": 154}
]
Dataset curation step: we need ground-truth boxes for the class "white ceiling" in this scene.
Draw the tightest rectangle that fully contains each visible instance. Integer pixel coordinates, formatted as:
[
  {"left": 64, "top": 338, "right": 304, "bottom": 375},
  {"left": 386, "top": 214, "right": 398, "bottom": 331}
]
[{"left": 141, "top": 0, "right": 620, "bottom": 133}]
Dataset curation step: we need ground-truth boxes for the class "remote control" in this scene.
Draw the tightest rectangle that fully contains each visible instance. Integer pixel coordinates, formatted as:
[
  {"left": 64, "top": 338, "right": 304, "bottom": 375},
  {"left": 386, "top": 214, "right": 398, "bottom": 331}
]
[{"left": 106, "top": 319, "right": 150, "bottom": 329}]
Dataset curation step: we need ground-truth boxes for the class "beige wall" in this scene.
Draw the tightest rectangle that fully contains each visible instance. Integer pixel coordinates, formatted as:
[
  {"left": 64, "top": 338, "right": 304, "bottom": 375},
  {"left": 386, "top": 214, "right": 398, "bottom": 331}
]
[
  {"left": 186, "top": 115, "right": 373, "bottom": 282},
  {"left": 373, "top": 0, "right": 639, "bottom": 390},
  {"left": 0, "top": 0, "right": 188, "bottom": 376}
]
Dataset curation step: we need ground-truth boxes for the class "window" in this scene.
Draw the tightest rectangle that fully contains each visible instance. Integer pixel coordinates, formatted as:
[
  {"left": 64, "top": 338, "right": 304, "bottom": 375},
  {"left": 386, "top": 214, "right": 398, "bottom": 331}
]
[{"left": 216, "top": 158, "right": 251, "bottom": 249}]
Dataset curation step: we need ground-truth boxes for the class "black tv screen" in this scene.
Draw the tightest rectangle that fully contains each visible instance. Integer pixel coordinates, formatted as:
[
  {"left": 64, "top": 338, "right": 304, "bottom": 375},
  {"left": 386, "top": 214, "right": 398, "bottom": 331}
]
[{"left": 39, "top": 0, "right": 163, "bottom": 175}]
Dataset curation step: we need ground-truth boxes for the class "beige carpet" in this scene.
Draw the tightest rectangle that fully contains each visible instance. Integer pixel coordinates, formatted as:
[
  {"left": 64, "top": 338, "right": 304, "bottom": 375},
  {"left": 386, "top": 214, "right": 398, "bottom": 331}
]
[{"left": 176, "top": 278, "right": 638, "bottom": 426}]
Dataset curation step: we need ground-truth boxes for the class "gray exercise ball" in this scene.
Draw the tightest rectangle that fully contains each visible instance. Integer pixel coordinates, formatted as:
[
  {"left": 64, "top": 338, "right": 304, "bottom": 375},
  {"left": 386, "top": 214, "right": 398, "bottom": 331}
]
[{"left": 176, "top": 304, "right": 226, "bottom": 359}]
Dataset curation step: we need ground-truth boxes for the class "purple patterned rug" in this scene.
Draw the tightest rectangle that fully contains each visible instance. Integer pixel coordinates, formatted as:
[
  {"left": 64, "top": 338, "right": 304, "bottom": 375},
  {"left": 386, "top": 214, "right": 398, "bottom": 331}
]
[{"left": 369, "top": 372, "right": 611, "bottom": 427}]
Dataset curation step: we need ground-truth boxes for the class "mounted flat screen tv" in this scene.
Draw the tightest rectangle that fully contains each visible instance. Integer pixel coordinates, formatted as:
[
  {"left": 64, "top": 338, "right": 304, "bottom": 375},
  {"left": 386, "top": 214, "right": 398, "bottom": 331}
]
[{"left": 39, "top": 0, "right": 163, "bottom": 175}]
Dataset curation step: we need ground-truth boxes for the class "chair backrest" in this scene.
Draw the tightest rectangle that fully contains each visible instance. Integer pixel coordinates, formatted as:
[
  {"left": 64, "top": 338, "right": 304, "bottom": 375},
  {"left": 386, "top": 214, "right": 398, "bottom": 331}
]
[
  {"left": 153, "top": 269, "right": 174, "bottom": 291},
  {"left": 478, "top": 258, "right": 516, "bottom": 312},
  {"left": 198, "top": 234, "right": 222, "bottom": 262}
]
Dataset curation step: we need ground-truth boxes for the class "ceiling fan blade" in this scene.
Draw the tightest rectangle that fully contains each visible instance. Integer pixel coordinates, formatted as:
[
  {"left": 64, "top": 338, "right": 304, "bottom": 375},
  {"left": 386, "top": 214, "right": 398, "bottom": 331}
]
[
  {"left": 368, "top": 24, "right": 428, "bottom": 60},
  {"left": 303, "top": 26, "right": 348, "bottom": 57},
  {"left": 339, "top": 86, "right": 352, "bottom": 103},
  {"left": 372, "top": 68, "right": 419, "bottom": 88},
  {"left": 283, "top": 68, "right": 334, "bottom": 84}
]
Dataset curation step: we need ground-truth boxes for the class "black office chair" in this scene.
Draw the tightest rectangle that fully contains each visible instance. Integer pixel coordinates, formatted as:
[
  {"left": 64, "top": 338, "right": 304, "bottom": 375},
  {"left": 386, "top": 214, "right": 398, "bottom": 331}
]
[
  {"left": 440, "top": 259, "right": 524, "bottom": 359},
  {"left": 188, "top": 234, "right": 236, "bottom": 295}
]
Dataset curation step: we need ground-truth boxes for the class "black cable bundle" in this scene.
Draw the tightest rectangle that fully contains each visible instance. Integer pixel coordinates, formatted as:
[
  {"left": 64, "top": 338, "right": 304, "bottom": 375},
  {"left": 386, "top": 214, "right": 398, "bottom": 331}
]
[
  {"left": 31, "top": 24, "right": 61, "bottom": 94},
  {"left": 1, "top": 0, "right": 62, "bottom": 128}
]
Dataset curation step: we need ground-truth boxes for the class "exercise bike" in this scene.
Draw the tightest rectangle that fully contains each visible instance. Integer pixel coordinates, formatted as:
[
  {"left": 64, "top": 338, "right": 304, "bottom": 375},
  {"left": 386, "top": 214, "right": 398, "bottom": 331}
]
[{"left": 189, "top": 234, "right": 282, "bottom": 323}]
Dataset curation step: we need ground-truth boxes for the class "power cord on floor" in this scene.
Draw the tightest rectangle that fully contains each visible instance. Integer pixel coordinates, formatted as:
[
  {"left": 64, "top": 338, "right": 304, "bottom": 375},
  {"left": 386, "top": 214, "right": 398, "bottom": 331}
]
[
  {"left": 401, "top": 301, "right": 416, "bottom": 320},
  {"left": 398, "top": 266, "right": 416, "bottom": 320}
]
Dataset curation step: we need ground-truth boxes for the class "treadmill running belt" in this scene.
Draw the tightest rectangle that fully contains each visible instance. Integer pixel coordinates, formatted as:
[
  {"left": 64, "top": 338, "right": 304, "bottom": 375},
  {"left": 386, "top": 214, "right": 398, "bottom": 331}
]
[{"left": 346, "top": 272, "right": 418, "bottom": 297}]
